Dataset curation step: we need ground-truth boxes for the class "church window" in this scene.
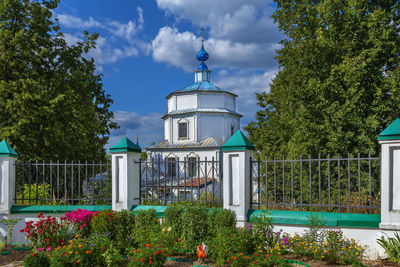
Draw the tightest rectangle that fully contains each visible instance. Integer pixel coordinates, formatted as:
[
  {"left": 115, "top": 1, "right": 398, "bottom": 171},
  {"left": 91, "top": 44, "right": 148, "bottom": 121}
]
[
  {"left": 178, "top": 122, "right": 188, "bottom": 139},
  {"left": 167, "top": 157, "right": 176, "bottom": 177},
  {"left": 188, "top": 157, "right": 197, "bottom": 177}
]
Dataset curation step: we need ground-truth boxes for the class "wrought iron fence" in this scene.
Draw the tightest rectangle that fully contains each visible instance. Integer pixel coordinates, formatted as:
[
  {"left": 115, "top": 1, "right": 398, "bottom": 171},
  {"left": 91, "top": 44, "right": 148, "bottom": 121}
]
[
  {"left": 15, "top": 161, "right": 111, "bottom": 205},
  {"left": 138, "top": 157, "right": 222, "bottom": 206},
  {"left": 250, "top": 154, "right": 380, "bottom": 213}
]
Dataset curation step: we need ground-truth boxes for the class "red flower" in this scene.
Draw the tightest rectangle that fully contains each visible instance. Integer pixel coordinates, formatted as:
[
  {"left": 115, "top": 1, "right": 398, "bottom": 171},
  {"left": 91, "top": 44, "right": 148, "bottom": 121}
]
[
  {"left": 149, "top": 260, "right": 153, "bottom": 264},
  {"left": 140, "top": 259, "right": 144, "bottom": 262}
]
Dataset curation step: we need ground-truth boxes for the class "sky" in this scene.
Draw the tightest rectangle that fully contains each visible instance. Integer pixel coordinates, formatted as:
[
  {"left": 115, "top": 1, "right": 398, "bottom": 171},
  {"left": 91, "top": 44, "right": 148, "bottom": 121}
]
[{"left": 54, "top": 0, "right": 283, "bottom": 150}]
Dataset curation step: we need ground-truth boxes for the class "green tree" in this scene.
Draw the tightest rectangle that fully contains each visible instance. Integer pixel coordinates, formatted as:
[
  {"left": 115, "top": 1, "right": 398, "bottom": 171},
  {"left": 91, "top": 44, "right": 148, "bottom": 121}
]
[
  {"left": 246, "top": 0, "right": 400, "bottom": 158},
  {"left": 0, "top": 0, "right": 118, "bottom": 161}
]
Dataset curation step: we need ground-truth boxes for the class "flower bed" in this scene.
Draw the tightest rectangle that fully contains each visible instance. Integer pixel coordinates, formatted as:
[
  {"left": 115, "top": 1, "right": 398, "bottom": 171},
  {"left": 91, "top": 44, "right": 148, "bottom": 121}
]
[{"left": 18, "top": 206, "right": 372, "bottom": 266}]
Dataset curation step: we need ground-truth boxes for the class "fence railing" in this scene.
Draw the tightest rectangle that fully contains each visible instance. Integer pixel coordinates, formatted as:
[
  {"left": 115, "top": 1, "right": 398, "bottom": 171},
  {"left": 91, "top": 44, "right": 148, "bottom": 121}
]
[
  {"left": 250, "top": 154, "right": 380, "bottom": 214},
  {"left": 138, "top": 157, "right": 222, "bottom": 207},
  {"left": 14, "top": 161, "right": 111, "bottom": 205}
]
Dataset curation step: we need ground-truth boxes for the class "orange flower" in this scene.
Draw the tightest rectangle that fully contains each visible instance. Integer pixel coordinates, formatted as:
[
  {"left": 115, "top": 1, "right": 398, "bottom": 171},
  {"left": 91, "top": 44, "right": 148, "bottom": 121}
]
[
  {"left": 149, "top": 257, "right": 152, "bottom": 260},
  {"left": 76, "top": 260, "right": 80, "bottom": 263},
  {"left": 145, "top": 244, "right": 150, "bottom": 247},
  {"left": 78, "top": 245, "right": 82, "bottom": 248},
  {"left": 32, "top": 253, "right": 36, "bottom": 257}
]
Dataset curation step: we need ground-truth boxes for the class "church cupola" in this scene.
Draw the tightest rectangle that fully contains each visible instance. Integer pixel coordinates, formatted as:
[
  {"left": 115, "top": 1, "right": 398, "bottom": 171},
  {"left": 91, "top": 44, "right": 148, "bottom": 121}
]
[{"left": 194, "top": 29, "right": 211, "bottom": 83}]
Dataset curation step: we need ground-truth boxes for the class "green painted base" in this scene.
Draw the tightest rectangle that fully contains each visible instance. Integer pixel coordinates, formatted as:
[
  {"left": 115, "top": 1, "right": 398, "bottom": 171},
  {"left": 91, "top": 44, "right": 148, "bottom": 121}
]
[
  {"left": 247, "top": 209, "right": 381, "bottom": 228},
  {"left": 11, "top": 205, "right": 112, "bottom": 214}
]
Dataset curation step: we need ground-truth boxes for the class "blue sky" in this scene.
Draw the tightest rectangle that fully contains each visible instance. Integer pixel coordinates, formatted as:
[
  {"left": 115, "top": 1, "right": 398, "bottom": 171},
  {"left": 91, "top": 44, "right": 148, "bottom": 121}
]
[{"left": 54, "top": 0, "right": 282, "bottom": 149}]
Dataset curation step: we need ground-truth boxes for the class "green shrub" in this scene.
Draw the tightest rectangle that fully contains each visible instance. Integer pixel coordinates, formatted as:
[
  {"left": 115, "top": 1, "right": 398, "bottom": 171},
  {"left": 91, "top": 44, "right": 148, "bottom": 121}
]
[
  {"left": 23, "top": 251, "right": 50, "bottom": 267},
  {"left": 164, "top": 204, "right": 184, "bottom": 240},
  {"left": 48, "top": 234, "right": 112, "bottom": 267},
  {"left": 208, "top": 208, "right": 236, "bottom": 239},
  {"left": 181, "top": 204, "right": 208, "bottom": 254},
  {"left": 115, "top": 210, "right": 136, "bottom": 251},
  {"left": 377, "top": 232, "right": 400, "bottom": 264},
  {"left": 90, "top": 210, "right": 118, "bottom": 239},
  {"left": 134, "top": 209, "right": 160, "bottom": 246}
]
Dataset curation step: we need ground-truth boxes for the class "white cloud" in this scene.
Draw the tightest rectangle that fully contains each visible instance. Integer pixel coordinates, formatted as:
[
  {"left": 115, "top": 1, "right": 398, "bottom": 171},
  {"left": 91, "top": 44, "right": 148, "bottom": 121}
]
[
  {"left": 56, "top": 7, "right": 149, "bottom": 68},
  {"left": 152, "top": 26, "right": 279, "bottom": 72},
  {"left": 56, "top": 14, "right": 104, "bottom": 29},
  {"left": 109, "top": 111, "right": 164, "bottom": 149},
  {"left": 153, "top": 0, "right": 281, "bottom": 72},
  {"left": 213, "top": 70, "right": 277, "bottom": 126}
]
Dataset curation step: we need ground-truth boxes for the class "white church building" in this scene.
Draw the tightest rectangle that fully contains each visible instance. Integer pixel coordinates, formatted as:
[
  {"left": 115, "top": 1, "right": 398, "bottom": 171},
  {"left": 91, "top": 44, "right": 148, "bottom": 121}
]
[
  {"left": 146, "top": 39, "right": 242, "bottom": 162},
  {"left": 143, "top": 38, "right": 242, "bottom": 202}
]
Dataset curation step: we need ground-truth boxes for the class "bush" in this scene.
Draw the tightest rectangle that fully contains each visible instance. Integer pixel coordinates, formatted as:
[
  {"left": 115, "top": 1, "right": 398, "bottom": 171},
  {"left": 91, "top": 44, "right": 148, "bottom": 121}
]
[
  {"left": 288, "top": 229, "right": 364, "bottom": 265},
  {"left": 115, "top": 210, "right": 136, "bottom": 251},
  {"left": 127, "top": 243, "right": 167, "bottom": 267},
  {"left": 377, "top": 232, "right": 400, "bottom": 264},
  {"left": 62, "top": 209, "right": 95, "bottom": 237},
  {"left": 164, "top": 204, "right": 184, "bottom": 240},
  {"left": 23, "top": 250, "right": 50, "bottom": 267},
  {"left": 90, "top": 210, "right": 118, "bottom": 239},
  {"left": 208, "top": 208, "right": 236, "bottom": 239},
  {"left": 48, "top": 234, "right": 112, "bottom": 267},
  {"left": 134, "top": 209, "right": 160, "bottom": 246},
  {"left": 181, "top": 204, "right": 209, "bottom": 254},
  {"left": 20, "top": 212, "right": 66, "bottom": 248}
]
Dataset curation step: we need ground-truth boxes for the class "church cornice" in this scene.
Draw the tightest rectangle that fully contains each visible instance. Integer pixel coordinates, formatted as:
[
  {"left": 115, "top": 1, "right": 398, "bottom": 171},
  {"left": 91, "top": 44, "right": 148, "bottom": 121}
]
[
  {"left": 165, "top": 88, "right": 237, "bottom": 100},
  {"left": 161, "top": 108, "right": 242, "bottom": 119}
]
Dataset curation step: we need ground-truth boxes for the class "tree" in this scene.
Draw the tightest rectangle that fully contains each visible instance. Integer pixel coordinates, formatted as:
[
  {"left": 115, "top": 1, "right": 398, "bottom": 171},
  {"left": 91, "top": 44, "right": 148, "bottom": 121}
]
[
  {"left": 0, "top": 0, "right": 118, "bottom": 161},
  {"left": 246, "top": 0, "right": 400, "bottom": 158}
]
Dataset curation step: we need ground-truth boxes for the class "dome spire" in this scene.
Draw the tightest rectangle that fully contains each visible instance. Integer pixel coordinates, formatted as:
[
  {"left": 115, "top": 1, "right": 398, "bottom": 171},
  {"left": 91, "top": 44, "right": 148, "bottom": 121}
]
[
  {"left": 194, "top": 28, "right": 211, "bottom": 82},
  {"left": 196, "top": 27, "right": 209, "bottom": 64}
]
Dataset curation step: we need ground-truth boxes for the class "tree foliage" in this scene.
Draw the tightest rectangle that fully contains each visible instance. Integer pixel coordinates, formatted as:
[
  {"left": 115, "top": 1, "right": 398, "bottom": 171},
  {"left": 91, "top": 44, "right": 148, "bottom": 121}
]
[
  {"left": 0, "top": 0, "right": 118, "bottom": 161},
  {"left": 246, "top": 0, "right": 400, "bottom": 157}
]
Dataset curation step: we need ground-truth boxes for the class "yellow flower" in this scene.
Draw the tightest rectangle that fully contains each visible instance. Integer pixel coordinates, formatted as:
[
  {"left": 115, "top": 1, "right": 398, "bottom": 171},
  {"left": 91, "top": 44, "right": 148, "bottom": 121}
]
[
  {"left": 162, "top": 228, "right": 166, "bottom": 232},
  {"left": 167, "top": 227, "right": 172, "bottom": 232}
]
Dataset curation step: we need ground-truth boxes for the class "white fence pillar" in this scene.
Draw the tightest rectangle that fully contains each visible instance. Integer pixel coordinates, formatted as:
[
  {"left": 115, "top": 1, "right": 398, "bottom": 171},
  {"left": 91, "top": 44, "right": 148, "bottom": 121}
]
[
  {"left": 222, "top": 130, "right": 255, "bottom": 227},
  {"left": 378, "top": 118, "right": 400, "bottom": 229},
  {"left": 0, "top": 140, "right": 18, "bottom": 214},
  {"left": 110, "top": 137, "right": 141, "bottom": 211}
]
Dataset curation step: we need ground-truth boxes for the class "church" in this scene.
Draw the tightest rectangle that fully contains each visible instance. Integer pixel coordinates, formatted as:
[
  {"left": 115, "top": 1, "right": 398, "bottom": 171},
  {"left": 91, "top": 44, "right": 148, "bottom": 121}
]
[{"left": 146, "top": 37, "right": 242, "bottom": 163}]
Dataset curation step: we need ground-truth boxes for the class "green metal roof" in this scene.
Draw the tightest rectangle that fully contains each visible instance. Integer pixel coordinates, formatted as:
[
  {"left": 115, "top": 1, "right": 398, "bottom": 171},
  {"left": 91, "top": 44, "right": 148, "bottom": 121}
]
[
  {"left": 221, "top": 130, "right": 255, "bottom": 151},
  {"left": 110, "top": 137, "right": 141, "bottom": 153},
  {"left": 0, "top": 140, "right": 18, "bottom": 158},
  {"left": 378, "top": 118, "right": 400, "bottom": 141}
]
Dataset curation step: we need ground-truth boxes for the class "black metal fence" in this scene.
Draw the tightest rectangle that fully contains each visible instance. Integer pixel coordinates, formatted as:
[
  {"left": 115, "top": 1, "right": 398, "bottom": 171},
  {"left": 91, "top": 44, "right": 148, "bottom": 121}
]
[
  {"left": 15, "top": 161, "right": 111, "bottom": 205},
  {"left": 250, "top": 154, "right": 380, "bottom": 213},
  {"left": 138, "top": 157, "right": 222, "bottom": 206}
]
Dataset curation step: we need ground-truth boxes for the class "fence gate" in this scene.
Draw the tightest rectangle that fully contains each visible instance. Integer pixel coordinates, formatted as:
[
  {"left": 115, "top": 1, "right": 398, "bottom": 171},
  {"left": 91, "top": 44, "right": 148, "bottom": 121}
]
[
  {"left": 14, "top": 161, "right": 112, "bottom": 205},
  {"left": 138, "top": 157, "right": 222, "bottom": 207}
]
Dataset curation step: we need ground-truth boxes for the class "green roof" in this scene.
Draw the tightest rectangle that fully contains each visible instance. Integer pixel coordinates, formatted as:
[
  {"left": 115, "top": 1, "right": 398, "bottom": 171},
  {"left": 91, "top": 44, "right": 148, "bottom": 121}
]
[
  {"left": 222, "top": 130, "right": 255, "bottom": 151},
  {"left": 110, "top": 137, "right": 141, "bottom": 153},
  {"left": 0, "top": 140, "right": 18, "bottom": 158},
  {"left": 378, "top": 118, "right": 400, "bottom": 141}
]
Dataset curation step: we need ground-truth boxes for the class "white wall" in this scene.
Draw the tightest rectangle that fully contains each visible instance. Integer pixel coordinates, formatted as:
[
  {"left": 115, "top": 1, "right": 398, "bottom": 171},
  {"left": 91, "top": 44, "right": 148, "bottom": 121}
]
[
  {"left": 197, "top": 113, "right": 240, "bottom": 142},
  {"left": 176, "top": 94, "right": 198, "bottom": 110},
  {"left": 167, "top": 96, "right": 176, "bottom": 113},
  {"left": 197, "top": 92, "right": 236, "bottom": 110}
]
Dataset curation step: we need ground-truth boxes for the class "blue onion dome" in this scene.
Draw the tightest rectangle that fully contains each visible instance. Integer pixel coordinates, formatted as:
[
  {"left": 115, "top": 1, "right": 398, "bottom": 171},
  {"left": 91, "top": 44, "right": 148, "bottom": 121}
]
[
  {"left": 197, "top": 62, "right": 208, "bottom": 70},
  {"left": 196, "top": 44, "right": 209, "bottom": 62}
]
